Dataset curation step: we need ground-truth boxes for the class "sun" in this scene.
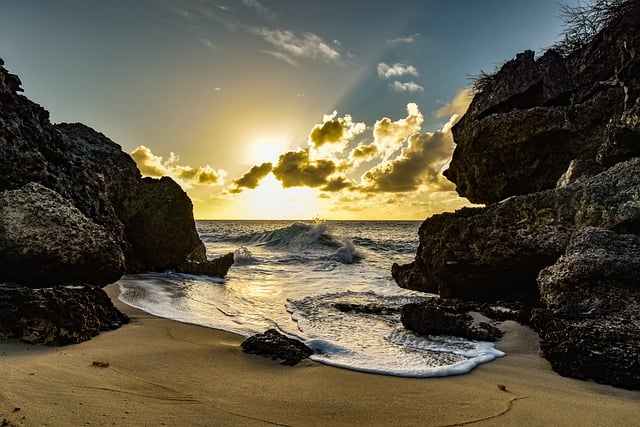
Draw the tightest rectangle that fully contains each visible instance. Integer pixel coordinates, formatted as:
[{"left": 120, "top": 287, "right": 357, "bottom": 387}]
[
  {"left": 247, "top": 136, "right": 289, "bottom": 164},
  {"left": 237, "top": 174, "right": 324, "bottom": 220}
]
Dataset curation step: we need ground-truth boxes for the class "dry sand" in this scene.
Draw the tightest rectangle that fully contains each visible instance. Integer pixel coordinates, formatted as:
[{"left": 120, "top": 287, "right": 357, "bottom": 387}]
[{"left": 1, "top": 283, "right": 639, "bottom": 426}]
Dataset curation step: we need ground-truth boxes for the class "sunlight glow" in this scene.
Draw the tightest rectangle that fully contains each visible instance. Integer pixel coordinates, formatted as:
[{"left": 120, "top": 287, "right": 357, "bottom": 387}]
[
  {"left": 247, "top": 136, "right": 290, "bottom": 164},
  {"left": 237, "top": 174, "right": 324, "bottom": 220}
]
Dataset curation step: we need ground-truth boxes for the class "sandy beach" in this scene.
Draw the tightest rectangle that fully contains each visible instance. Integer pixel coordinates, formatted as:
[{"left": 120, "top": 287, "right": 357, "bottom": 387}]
[{"left": 1, "top": 284, "right": 638, "bottom": 427}]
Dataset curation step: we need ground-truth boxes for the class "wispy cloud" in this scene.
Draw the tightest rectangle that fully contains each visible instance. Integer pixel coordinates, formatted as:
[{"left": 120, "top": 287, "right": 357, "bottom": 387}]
[
  {"left": 377, "top": 62, "right": 419, "bottom": 79},
  {"left": 390, "top": 81, "right": 424, "bottom": 93},
  {"left": 130, "top": 145, "right": 226, "bottom": 187},
  {"left": 252, "top": 27, "right": 341, "bottom": 65},
  {"left": 242, "top": 0, "right": 277, "bottom": 20},
  {"left": 387, "top": 33, "right": 421, "bottom": 46}
]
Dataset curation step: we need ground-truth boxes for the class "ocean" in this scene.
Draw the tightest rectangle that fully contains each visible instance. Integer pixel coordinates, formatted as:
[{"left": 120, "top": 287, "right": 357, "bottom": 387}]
[{"left": 117, "top": 220, "right": 503, "bottom": 377}]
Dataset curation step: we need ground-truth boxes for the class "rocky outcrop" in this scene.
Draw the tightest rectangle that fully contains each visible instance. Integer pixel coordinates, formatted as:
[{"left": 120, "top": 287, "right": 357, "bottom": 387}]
[
  {"left": 401, "top": 299, "right": 502, "bottom": 342},
  {"left": 0, "top": 284, "right": 129, "bottom": 345},
  {"left": 394, "top": 157, "right": 640, "bottom": 302},
  {"left": 395, "top": 2, "right": 640, "bottom": 389},
  {"left": 177, "top": 252, "right": 235, "bottom": 278},
  {"left": 241, "top": 329, "right": 314, "bottom": 366},
  {"left": 0, "top": 183, "right": 125, "bottom": 286},
  {"left": 0, "top": 59, "right": 209, "bottom": 286},
  {"left": 0, "top": 59, "right": 234, "bottom": 346},
  {"left": 446, "top": 1, "right": 640, "bottom": 204},
  {"left": 532, "top": 227, "right": 640, "bottom": 389}
]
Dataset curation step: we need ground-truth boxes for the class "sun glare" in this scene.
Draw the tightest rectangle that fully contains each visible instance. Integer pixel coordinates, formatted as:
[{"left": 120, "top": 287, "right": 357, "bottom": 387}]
[
  {"left": 247, "top": 136, "right": 289, "bottom": 164},
  {"left": 239, "top": 174, "right": 324, "bottom": 220}
]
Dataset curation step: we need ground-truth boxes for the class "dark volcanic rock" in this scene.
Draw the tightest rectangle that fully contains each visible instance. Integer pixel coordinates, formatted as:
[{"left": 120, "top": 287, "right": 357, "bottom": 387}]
[
  {"left": 177, "top": 252, "right": 234, "bottom": 278},
  {"left": 0, "top": 284, "right": 129, "bottom": 345},
  {"left": 446, "top": 2, "right": 640, "bottom": 204},
  {"left": 396, "top": 2, "right": 640, "bottom": 390},
  {"left": 401, "top": 299, "right": 502, "bottom": 341},
  {"left": 0, "top": 183, "right": 125, "bottom": 286},
  {"left": 125, "top": 177, "right": 206, "bottom": 272},
  {"left": 0, "top": 60, "right": 207, "bottom": 285},
  {"left": 394, "top": 158, "right": 640, "bottom": 301},
  {"left": 241, "top": 329, "right": 313, "bottom": 366},
  {"left": 532, "top": 227, "right": 640, "bottom": 389}
]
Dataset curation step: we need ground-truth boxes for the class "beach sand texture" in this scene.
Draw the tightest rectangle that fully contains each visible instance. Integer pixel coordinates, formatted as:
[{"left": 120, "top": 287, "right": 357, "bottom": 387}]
[{"left": 1, "top": 284, "right": 639, "bottom": 426}]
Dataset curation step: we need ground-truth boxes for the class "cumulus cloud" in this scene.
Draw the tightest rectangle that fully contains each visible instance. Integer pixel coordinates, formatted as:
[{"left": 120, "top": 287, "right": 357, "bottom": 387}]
[
  {"left": 321, "top": 176, "right": 353, "bottom": 192},
  {"left": 435, "top": 88, "right": 473, "bottom": 118},
  {"left": 372, "top": 102, "right": 424, "bottom": 160},
  {"left": 377, "top": 62, "right": 419, "bottom": 79},
  {"left": 230, "top": 162, "right": 273, "bottom": 193},
  {"left": 390, "top": 81, "right": 424, "bottom": 93},
  {"left": 361, "top": 130, "right": 455, "bottom": 193},
  {"left": 253, "top": 28, "right": 341, "bottom": 65},
  {"left": 272, "top": 149, "right": 336, "bottom": 188},
  {"left": 349, "top": 142, "right": 378, "bottom": 162},
  {"left": 307, "top": 111, "right": 366, "bottom": 158},
  {"left": 387, "top": 33, "right": 421, "bottom": 46},
  {"left": 130, "top": 145, "right": 226, "bottom": 187}
]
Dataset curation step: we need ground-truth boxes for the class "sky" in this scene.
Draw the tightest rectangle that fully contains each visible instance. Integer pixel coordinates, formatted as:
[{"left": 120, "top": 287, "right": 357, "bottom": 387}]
[{"left": 0, "top": 0, "right": 576, "bottom": 220}]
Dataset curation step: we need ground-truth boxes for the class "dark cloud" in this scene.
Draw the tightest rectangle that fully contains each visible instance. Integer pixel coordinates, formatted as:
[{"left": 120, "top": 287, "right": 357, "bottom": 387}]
[
  {"left": 231, "top": 162, "right": 273, "bottom": 193},
  {"left": 350, "top": 143, "right": 378, "bottom": 159},
  {"left": 361, "top": 131, "right": 455, "bottom": 192},
  {"left": 309, "top": 120, "right": 345, "bottom": 147},
  {"left": 272, "top": 149, "right": 336, "bottom": 188},
  {"left": 321, "top": 177, "right": 353, "bottom": 192}
]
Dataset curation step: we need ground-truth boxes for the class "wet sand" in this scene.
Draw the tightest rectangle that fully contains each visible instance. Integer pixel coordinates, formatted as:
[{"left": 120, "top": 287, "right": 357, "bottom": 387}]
[{"left": 1, "top": 283, "right": 639, "bottom": 426}]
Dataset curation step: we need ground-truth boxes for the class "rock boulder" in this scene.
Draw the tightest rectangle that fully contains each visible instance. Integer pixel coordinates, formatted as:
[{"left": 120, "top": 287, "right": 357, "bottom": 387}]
[
  {"left": 0, "top": 183, "right": 125, "bottom": 286},
  {"left": 0, "top": 284, "right": 129, "bottom": 345}
]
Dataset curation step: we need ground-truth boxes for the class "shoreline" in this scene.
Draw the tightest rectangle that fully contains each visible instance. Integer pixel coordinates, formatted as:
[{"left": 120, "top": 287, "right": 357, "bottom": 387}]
[{"left": 1, "top": 284, "right": 639, "bottom": 426}]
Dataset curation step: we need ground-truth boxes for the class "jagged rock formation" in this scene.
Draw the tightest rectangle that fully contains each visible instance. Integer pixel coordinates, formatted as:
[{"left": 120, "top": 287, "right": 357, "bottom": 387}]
[
  {"left": 0, "top": 284, "right": 129, "bottom": 345},
  {"left": 446, "top": 1, "right": 640, "bottom": 204},
  {"left": 0, "top": 58, "right": 212, "bottom": 284},
  {"left": 395, "top": 1, "right": 640, "bottom": 389},
  {"left": 0, "top": 58, "right": 234, "bottom": 346},
  {"left": 393, "top": 158, "right": 640, "bottom": 302},
  {"left": 241, "top": 329, "right": 314, "bottom": 366},
  {"left": 533, "top": 227, "right": 640, "bottom": 389}
]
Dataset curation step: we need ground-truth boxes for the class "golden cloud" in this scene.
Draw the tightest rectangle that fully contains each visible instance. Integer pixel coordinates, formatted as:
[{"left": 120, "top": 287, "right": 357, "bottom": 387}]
[
  {"left": 435, "top": 88, "right": 473, "bottom": 118},
  {"left": 230, "top": 162, "right": 273, "bottom": 193},
  {"left": 130, "top": 145, "right": 226, "bottom": 187},
  {"left": 272, "top": 149, "right": 336, "bottom": 188},
  {"left": 361, "top": 130, "right": 455, "bottom": 193}
]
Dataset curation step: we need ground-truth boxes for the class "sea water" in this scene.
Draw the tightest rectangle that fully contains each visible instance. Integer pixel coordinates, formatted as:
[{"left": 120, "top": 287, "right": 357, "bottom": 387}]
[{"left": 117, "top": 220, "right": 503, "bottom": 377}]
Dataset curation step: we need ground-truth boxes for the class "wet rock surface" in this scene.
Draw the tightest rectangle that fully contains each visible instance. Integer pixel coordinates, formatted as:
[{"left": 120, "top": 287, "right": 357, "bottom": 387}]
[
  {"left": 401, "top": 299, "right": 502, "bottom": 342},
  {"left": 176, "top": 252, "right": 235, "bottom": 278},
  {"left": 241, "top": 329, "right": 314, "bottom": 366}
]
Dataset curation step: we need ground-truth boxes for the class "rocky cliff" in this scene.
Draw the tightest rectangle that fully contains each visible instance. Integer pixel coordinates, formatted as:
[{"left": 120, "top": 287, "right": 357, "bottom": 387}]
[
  {"left": 0, "top": 58, "right": 231, "bottom": 345},
  {"left": 0, "top": 58, "right": 207, "bottom": 286},
  {"left": 394, "top": 0, "right": 640, "bottom": 389},
  {"left": 446, "top": 1, "right": 640, "bottom": 204}
]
